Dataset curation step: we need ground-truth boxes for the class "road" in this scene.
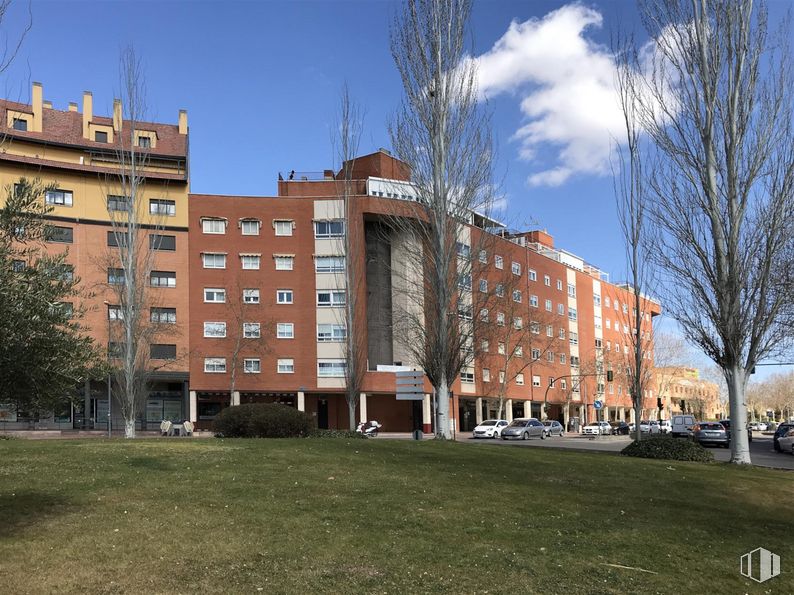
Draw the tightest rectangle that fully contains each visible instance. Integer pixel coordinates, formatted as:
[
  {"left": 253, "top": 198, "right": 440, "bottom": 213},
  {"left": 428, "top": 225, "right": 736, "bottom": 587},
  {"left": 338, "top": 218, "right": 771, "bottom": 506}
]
[{"left": 459, "top": 432, "right": 794, "bottom": 470}]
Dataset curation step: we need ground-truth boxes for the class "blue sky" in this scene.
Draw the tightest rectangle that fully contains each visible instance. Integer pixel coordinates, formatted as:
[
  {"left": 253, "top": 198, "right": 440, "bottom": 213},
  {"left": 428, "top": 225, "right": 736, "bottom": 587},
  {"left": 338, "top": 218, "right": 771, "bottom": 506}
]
[{"left": 1, "top": 0, "right": 791, "bottom": 380}]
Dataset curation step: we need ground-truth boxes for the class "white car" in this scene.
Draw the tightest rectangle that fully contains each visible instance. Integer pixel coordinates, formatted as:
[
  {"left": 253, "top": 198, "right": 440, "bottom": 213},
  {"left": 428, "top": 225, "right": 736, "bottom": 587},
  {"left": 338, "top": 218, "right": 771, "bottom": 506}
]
[
  {"left": 659, "top": 420, "right": 673, "bottom": 434},
  {"left": 472, "top": 419, "right": 509, "bottom": 439},
  {"left": 672, "top": 414, "right": 697, "bottom": 438},
  {"left": 757, "top": 422, "right": 769, "bottom": 431},
  {"left": 583, "top": 421, "right": 611, "bottom": 435},
  {"left": 777, "top": 428, "right": 794, "bottom": 455}
]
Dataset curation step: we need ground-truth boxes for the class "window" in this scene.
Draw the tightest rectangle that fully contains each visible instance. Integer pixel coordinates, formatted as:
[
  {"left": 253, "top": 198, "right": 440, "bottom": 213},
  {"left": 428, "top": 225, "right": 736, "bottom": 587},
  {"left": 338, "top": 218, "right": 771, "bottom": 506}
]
[
  {"left": 514, "top": 345, "right": 523, "bottom": 357},
  {"left": 244, "top": 359, "right": 261, "bottom": 374},
  {"left": 516, "top": 374, "right": 525, "bottom": 386},
  {"left": 107, "top": 231, "right": 128, "bottom": 247},
  {"left": 458, "top": 274, "right": 472, "bottom": 291},
  {"left": 482, "top": 369, "right": 490, "bottom": 382},
  {"left": 58, "top": 302, "right": 74, "bottom": 318},
  {"left": 561, "top": 379, "right": 567, "bottom": 390},
  {"left": 46, "top": 189, "right": 73, "bottom": 207},
  {"left": 204, "top": 288, "right": 226, "bottom": 303},
  {"left": 529, "top": 294, "right": 538, "bottom": 308},
  {"left": 511, "top": 261, "right": 521, "bottom": 275},
  {"left": 498, "top": 342, "right": 506, "bottom": 355},
  {"left": 107, "top": 195, "right": 130, "bottom": 212},
  {"left": 151, "top": 307, "right": 176, "bottom": 324},
  {"left": 494, "top": 255, "right": 503, "bottom": 269},
  {"left": 571, "top": 356, "right": 580, "bottom": 366},
  {"left": 458, "top": 305, "right": 472, "bottom": 320},
  {"left": 478, "top": 250, "right": 487, "bottom": 264},
  {"left": 549, "top": 377, "right": 555, "bottom": 388},
  {"left": 606, "top": 319, "right": 611, "bottom": 330},
  {"left": 570, "top": 332, "right": 578, "bottom": 345},
  {"left": 150, "top": 234, "right": 176, "bottom": 251},
  {"left": 594, "top": 294, "right": 601, "bottom": 307},
  {"left": 276, "top": 322, "right": 295, "bottom": 339},
  {"left": 107, "top": 304, "right": 123, "bottom": 320},
  {"left": 241, "top": 219, "right": 260, "bottom": 235},
  {"left": 456, "top": 242, "right": 471, "bottom": 259},
  {"left": 94, "top": 130, "right": 108, "bottom": 143},
  {"left": 240, "top": 254, "right": 260, "bottom": 270},
  {"left": 461, "top": 372, "right": 474, "bottom": 384},
  {"left": 46, "top": 226, "right": 73, "bottom": 243},
  {"left": 559, "top": 353, "right": 566, "bottom": 364},
  {"left": 150, "top": 344, "right": 176, "bottom": 360},
  {"left": 202, "top": 253, "right": 226, "bottom": 269},
  {"left": 317, "top": 323, "right": 346, "bottom": 342},
  {"left": 243, "top": 289, "right": 260, "bottom": 304},
  {"left": 204, "top": 322, "right": 226, "bottom": 338},
  {"left": 512, "top": 290, "right": 522, "bottom": 303},
  {"left": 317, "top": 291, "right": 345, "bottom": 307},
  {"left": 529, "top": 269, "right": 537, "bottom": 281},
  {"left": 277, "top": 289, "right": 293, "bottom": 304},
  {"left": 481, "top": 340, "right": 489, "bottom": 352},
  {"left": 557, "top": 304, "right": 564, "bottom": 315},
  {"left": 12, "top": 117, "right": 27, "bottom": 131},
  {"left": 204, "top": 358, "right": 226, "bottom": 373},
  {"left": 544, "top": 275, "right": 550, "bottom": 286},
  {"left": 274, "top": 220, "right": 294, "bottom": 236},
  {"left": 244, "top": 322, "right": 261, "bottom": 338},
  {"left": 595, "top": 338, "right": 603, "bottom": 348},
  {"left": 315, "top": 256, "right": 345, "bottom": 272},
  {"left": 567, "top": 283, "right": 576, "bottom": 297},
  {"left": 531, "top": 348, "right": 540, "bottom": 360},
  {"left": 11, "top": 259, "right": 25, "bottom": 272},
  {"left": 150, "top": 270, "right": 176, "bottom": 287},
  {"left": 277, "top": 359, "right": 295, "bottom": 373},
  {"left": 556, "top": 279, "right": 562, "bottom": 290},
  {"left": 479, "top": 279, "right": 488, "bottom": 293},
  {"left": 614, "top": 300, "right": 620, "bottom": 311},
  {"left": 530, "top": 321, "right": 540, "bottom": 334},
  {"left": 532, "top": 375, "right": 541, "bottom": 387},
  {"left": 546, "top": 324, "right": 553, "bottom": 337},
  {"left": 568, "top": 307, "right": 577, "bottom": 321},
  {"left": 623, "top": 303, "right": 629, "bottom": 314},
  {"left": 495, "top": 284, "right": 504, "bottom": 298},
  {"left": 499, "top": 371, "right": 506, "bottom": 383},
  {"left": 479, "top": 308, "right": 489, "bottom": 322},
  {"left": 605, "top": 297, "right": 611, "bottom": 308},
  {"left": 318, "top": 360, "right": 346, "bottom": 377},
  {"left": 314, "top": 220, "right": 344, "bottom": 238},
  {"left": 149, "top": 199, "right": 175, "bottom": 216},
  {"left": 202, "top": 218, "right": 226, "bottom": 234},
  {"left": 594, "top": 316, "right": 602, "bottom": 330},
  {"left": 107, "top": 267, "right": 125, "bottom": 285},
  {"left": 496, "top": 312, "right": 505, "bottom": 326},
  {"left": 274, "top": 256, "right": 294, "bottom": 270},
  {"left": 513, "top": 316, "right": 523, "bottom": 330},
  {"left": 138, "top": 136, "right": 151, "bottom": 149},
  {"left": 559, "top": 328, "right": 565, "bottom": 339}
]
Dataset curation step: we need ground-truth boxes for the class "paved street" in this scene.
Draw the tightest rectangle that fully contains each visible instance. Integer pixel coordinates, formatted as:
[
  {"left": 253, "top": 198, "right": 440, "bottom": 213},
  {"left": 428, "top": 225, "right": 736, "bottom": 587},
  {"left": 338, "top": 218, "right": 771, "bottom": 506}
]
[{"left": 459, "top": 432, "right": 794, "bottom": 470}]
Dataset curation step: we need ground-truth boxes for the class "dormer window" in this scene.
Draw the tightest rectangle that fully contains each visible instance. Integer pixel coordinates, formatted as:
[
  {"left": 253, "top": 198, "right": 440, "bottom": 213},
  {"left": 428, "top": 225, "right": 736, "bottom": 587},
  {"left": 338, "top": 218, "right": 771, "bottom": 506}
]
[
  {"left": 240, "top": 219, "right": 261, "bottom": 236},
  {"left": 138, "top": 136, "right": 151, "bottom": 148},
  {"left": 12, "top": 118, "right": 27, "bottom": 131},
  {"left": 201, "top": 217, "right": 227, "bottom": 234},
  {"left": 95, "top": 131, "right": 108, "bottom": 143}
]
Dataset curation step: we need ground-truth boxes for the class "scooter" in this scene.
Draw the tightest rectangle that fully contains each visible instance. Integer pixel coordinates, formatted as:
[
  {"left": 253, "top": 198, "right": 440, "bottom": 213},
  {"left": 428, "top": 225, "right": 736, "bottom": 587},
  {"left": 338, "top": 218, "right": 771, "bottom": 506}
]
[{"left": 356, "top": 420, "right": 382, "bottom": 437}]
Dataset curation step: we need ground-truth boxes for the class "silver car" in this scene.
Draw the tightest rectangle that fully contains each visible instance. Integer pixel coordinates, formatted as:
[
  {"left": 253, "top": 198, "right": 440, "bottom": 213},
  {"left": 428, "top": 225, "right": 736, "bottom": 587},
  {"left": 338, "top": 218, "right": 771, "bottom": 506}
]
[
  {"left": 542, "top": 420, "right": 564, "bottom": 437},
  {"left": 501, "top": 418, "right": 546, "bottom": 440},
  {"left": 693, "top": 422, "right": 729, "bottom": 447}
]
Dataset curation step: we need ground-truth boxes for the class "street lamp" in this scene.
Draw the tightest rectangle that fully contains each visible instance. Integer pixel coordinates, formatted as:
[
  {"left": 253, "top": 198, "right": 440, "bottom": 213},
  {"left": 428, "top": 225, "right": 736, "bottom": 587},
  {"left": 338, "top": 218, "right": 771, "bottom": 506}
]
[{"left": 103, "top": 300, "right": 111, "bottom": 438}]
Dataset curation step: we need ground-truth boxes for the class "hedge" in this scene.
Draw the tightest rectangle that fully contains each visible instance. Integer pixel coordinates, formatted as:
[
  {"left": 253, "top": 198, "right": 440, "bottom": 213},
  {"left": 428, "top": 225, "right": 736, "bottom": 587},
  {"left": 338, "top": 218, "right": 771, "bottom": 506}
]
[
  {"left": 621, "top": 435, "right": 715, "bottom": 463},
  {"left": 212, "top": 403, "right": 312, "bottom": 438}
]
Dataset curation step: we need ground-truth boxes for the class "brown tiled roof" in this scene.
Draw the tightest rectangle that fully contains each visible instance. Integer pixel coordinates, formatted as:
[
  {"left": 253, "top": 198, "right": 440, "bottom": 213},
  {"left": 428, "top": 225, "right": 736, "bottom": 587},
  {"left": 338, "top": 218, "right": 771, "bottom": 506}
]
[{"left": 0, "top": 99, "right": 187, "bottom": 158}]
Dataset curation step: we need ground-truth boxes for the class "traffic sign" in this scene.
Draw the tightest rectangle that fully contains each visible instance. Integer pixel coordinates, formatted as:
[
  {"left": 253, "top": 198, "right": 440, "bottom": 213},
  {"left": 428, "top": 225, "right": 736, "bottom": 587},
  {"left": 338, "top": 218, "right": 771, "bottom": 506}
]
[
  {"left": 593, "top": 400, "right": 603, "bottom": 410},
  {"left": 395, "top": 370, "right": 425, "bottom": 401}
]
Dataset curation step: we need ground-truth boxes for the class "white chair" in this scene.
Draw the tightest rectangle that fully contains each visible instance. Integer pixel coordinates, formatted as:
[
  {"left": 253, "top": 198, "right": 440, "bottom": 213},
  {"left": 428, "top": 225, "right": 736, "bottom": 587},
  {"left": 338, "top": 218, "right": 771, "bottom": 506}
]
[
  {"left": 160, "top": 420, "right": 172, "bottom": 436},
  {"left": 183, "top": 421, "right": 194, "bottom": 436}
]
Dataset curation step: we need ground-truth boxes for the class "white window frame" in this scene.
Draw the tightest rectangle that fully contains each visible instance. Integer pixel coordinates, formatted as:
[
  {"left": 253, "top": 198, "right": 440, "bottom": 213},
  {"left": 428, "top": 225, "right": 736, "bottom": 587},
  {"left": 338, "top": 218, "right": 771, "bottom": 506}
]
[
  {"left": 243, "top": 358, "right": 261, "bottom": 374},
  {"left": 202, "top": 218, "right": 226, "bottom": 234},
  {"left": 511, "top": 261, "right": 521, "bottom": 275},
  {"left": 276, "top": 322, "right": 294, "bottom": 339},
  {"left": 528, "top": 269, "right": 537, "bottom": 281},
  {"left": 277, "top": 359, "right": 295, "bottom": 373},
  {"left": 495, "top": 255, "right": 504, "bottom": 269},
  {"left": 46, "top": 189, "right": 73, "bottom": 207},
  {"left": 314, "top": 219, "right": 345, "bottom": 238},
  {"left": 315, "top": 256, "right": 345, "bottom": 273},
  {"left": 317, "top": 323, "right": 346, "bottom": 342},
  {"left": 204, "top": 357, "right": 226, "bottom": 373},
  {"left": 243, "top": 289, "right": 260, "bottom": 304},
  {"left": 316, "top": 291, "right": 345, "bottom": 307},
  {"left": 516, "top": 373, "right": 525, "bottom": 386},
  {"left": 240, "top": 219, "right": 261, "bottom": 236},
  {"left": 274, "top": 220, "right": 294, "bottom": 236},
  {"left": 276, "top": 289, "right": 293, "bottom": 304},
  {"left": 243, "top": 322, "right": 261, "bottom": 338},
  {"left": 203, "top": 288, "right": 226, "bottom": 303},
  {"left": 241, "top": 255, "right": 261, "bottom": 270},
  {"left": 274, "top": 256, "right": 294, "bottom": 271},
  {"left": 202, "top": 253, "right": 226, "bottom": 269},
  {"left": 204, "top": 321, "right": 227, "bottom": 338},
  {"left": 317, "top": 359, "right": 346, "bottom": 377}
]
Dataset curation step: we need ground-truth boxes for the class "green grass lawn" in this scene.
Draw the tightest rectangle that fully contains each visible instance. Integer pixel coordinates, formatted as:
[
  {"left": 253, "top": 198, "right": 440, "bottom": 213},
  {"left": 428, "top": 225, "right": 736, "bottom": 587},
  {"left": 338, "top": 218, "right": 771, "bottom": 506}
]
[{"left": 0, "top": 438, "right": 791, "bottom": 594}]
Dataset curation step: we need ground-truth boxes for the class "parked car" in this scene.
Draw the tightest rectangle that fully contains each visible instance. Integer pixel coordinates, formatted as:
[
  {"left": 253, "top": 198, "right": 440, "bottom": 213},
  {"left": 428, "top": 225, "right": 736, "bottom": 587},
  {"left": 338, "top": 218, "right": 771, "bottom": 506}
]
[
  {"left": 638, "top": 420, "right": 660, "bottom": 434},
  {"left": 659, "top": 420, "right": 673, "bottom": 434},
  {"left": 757, "top": 422, "right": 768, "bottom": 432},
  {"left": 501, "top": 418, "right": 546, "bottom": 440},
  {"left": 672, "top": 414, "right": 697, "bottom": 438},
  {"left": 542, "top": 420, "right": 564, "bottom": 437},
  {"left": 610, "top": 421, "right": 630, "bottom": 435},
  {"left": 777, "top": 428, "right": 794, "bottom": 455},
  {"left": 718, "top": 419, "right": 752, "bottom": 443},
  {"left": 583, "top": 421, "right": 612, "bottom": 435},
  {"left": 692, "top": 422, "right": 730, "bottom": 448},
  {"left": 472, "top": 419, "right": 509, "bottom": 439},
  {"left": 773, "top": 422, "right": 794, "bottom": 452}
]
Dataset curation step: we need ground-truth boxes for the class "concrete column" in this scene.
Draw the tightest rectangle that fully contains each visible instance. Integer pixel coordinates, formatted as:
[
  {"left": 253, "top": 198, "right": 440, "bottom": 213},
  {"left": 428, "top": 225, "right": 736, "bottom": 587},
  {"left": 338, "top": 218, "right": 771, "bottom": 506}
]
[
  {"left": 84, "top": 378, "right": 91, "bottom": 429},
  {"left": 359, "top": 392, "right": 367, "bottom": 423},
  {"left": 629, "top": 408, "right": 636, "bottom": 424},
  {"left": 189, "top": 391, "right": 197, "bottom": 423},
  {"left": 297, "top": 391, "right": 305, "bottom": 412},
  {"left": 506, "top": 399, "right": 513, "bottom": 422},
  {"left": 475, "top": 398, "right": 483, "bottom": 424},
  {"left": 232, "top": 391, "right": 240, "bottom": 407},
  {"left": 619, "top": 407, "right": 625, "bottom": 422},
  {"left": 524, "top": 400, "right": 531, "bottom": 418},
  {"left": 540, "top": 402, "right": 548, "bottom": 420},
  {"left": 423, "top": 394, "right": 432, "bottom": 433}
]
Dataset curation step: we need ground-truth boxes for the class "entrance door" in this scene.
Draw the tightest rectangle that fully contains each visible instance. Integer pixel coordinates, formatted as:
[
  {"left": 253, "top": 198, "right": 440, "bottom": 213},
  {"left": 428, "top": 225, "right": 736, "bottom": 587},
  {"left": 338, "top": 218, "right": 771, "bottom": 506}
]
[{"left": 317, "top": 399, "right": 329, "bottom": 429}]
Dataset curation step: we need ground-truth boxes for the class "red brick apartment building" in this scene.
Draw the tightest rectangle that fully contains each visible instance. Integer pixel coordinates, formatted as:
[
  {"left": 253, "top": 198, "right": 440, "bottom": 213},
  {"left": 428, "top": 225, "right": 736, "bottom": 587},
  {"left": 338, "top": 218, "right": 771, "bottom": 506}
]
[
  {"left": 188, "top": 150, "right": 661, "bottom": 432},
  {"left": 0, "top": 83, "right": 660, "bottom": 433}
]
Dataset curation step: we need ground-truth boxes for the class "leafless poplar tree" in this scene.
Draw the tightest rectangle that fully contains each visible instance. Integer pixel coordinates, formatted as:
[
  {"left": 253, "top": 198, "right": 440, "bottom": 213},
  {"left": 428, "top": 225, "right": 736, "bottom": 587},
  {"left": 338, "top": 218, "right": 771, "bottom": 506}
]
[
  {"left": 388, "top": 0, "right": 494, "bottom": 438},
  {"left": 332, "top": 84, "right": 368, "bottom": 430},
  {"left": 631, "top": 0, "right": 794, "bottom": 463}
]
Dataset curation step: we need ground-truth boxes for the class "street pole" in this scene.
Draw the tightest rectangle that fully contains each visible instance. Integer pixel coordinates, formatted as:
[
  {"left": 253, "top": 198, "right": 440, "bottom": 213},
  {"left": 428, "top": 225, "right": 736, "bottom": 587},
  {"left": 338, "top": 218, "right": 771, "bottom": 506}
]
[{"left": 104, "top": 300, "right": 111, "bottom": 438}]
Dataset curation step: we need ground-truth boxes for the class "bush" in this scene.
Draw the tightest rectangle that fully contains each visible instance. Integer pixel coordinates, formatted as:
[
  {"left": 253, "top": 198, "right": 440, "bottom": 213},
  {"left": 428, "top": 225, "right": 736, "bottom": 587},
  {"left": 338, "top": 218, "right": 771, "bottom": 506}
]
[
  {"left": 212, "top": 403, "right": 312, "bottom": 438},
  {"left": 306, "top": 429, "right": 366, "bottom": 439},
  {"left": 621, "top": 435, "right": 714, "bottom": 463}
]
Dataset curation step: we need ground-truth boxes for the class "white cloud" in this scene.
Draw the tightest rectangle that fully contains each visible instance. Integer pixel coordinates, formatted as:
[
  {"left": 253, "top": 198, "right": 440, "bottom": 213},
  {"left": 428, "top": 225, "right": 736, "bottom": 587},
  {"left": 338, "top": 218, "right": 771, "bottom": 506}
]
[{"left": 471, "top": 4, "right": 625, "bottom": 187}]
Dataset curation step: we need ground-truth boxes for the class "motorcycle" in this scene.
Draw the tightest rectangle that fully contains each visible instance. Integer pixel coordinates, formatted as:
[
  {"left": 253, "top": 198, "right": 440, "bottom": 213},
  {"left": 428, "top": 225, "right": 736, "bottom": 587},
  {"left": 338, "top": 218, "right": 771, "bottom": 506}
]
[{"left": 356, "top": 420, "right": 382, "bottom": 437}]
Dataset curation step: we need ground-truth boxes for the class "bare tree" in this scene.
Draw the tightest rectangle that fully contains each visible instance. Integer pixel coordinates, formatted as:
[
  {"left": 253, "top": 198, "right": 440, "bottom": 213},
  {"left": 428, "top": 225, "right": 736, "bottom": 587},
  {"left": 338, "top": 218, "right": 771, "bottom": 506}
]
[
  {"left": 332, "top": 84, "right": 368, "bottom": 430},
  {"left": 632, "top": 0, "right": 794, "bottom": 463},
  {"left": 387, "top": 0, "right": 494, "bottom": 438}
]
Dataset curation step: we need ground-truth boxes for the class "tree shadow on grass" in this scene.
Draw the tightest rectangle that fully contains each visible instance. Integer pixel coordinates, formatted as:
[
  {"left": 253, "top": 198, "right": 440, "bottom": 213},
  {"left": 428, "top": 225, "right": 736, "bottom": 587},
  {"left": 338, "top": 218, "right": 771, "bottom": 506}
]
[
  {"left": 0, "top": 491, "right": 76, "bottom": 538},
  {"left": 125, "top": 456, "right": 177, "bottom": 472}
]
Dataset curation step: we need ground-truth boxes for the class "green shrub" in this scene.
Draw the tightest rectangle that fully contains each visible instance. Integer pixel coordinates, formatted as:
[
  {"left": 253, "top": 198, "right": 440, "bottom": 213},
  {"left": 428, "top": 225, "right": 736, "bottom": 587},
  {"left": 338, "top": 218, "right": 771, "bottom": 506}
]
[
  {"left": 621, "top": 435, "right": 714, "bottom": 463},
  {"left": 306, "top": 429, "right": 366, "bottom": 439},
  {"left": 212, "top": 403, "right": 312, "bottom": 438}
]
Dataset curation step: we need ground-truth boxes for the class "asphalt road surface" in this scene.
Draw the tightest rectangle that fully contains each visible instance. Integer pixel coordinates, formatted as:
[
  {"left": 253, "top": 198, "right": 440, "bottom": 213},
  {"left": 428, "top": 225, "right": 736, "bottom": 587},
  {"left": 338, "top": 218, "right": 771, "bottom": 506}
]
[{"left": 461, "top": 432, "right": 794, "bottom": 470}]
